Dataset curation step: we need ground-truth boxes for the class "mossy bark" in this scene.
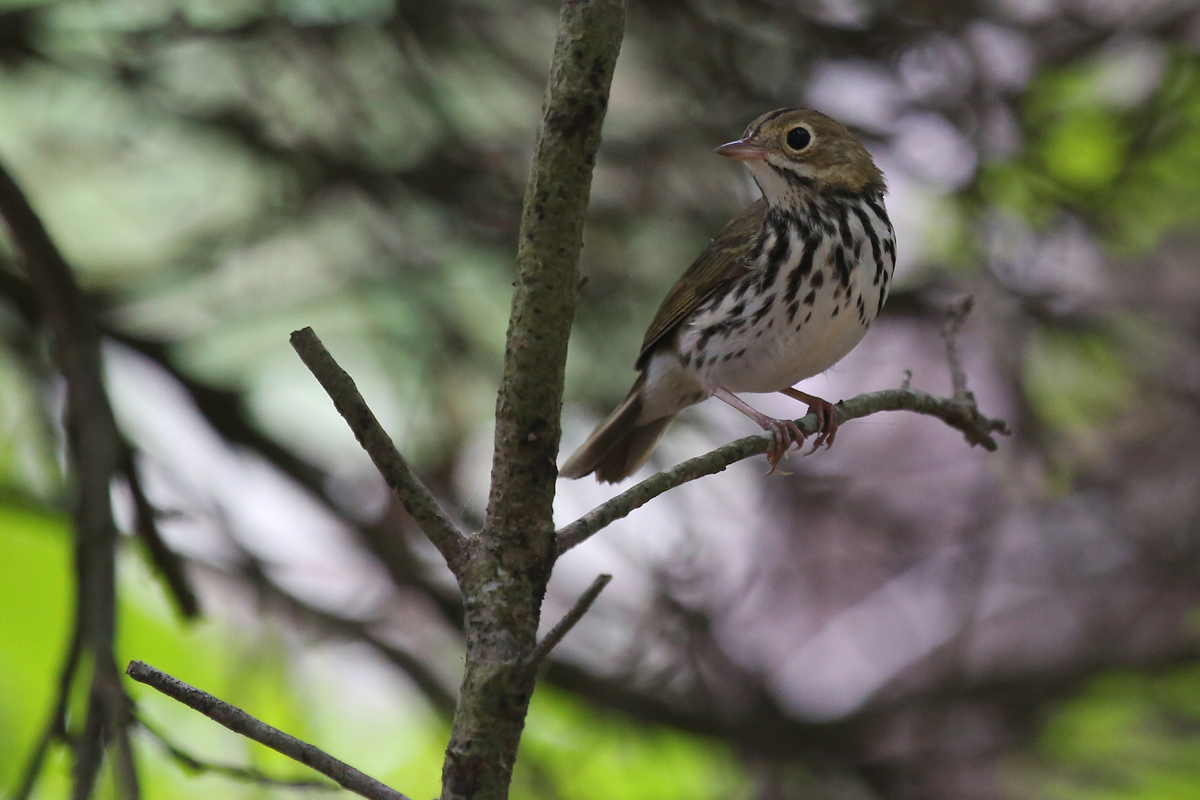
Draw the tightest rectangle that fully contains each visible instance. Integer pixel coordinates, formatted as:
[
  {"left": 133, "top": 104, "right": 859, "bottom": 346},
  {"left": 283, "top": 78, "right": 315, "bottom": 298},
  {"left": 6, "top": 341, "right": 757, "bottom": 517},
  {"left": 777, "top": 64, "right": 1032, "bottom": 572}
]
[{"left": 439, "top": 2, "right": 626, "bottom": 799}]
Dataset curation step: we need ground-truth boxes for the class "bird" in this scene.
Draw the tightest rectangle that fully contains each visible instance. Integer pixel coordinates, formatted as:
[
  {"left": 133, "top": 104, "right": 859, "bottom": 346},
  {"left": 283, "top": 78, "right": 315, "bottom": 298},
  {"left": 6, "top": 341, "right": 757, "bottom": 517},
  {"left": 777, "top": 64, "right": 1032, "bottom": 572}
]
[{"left": 560, "top": 108, "right": 895, "bottom": 483}]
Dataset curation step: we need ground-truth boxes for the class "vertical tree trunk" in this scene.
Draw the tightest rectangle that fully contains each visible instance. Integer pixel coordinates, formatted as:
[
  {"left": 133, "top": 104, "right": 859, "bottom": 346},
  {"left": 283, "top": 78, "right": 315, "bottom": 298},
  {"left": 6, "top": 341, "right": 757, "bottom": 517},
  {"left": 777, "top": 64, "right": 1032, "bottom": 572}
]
[{"left": 439, "top": 1, "right": 626, "bottom": 798}]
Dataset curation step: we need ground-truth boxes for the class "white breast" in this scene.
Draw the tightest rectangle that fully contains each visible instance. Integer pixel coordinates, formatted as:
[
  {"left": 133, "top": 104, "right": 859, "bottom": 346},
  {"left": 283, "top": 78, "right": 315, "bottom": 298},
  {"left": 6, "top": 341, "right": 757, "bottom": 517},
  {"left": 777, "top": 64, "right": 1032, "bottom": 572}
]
[{"left": 678, "top": 196, "right": 894, "bottom": 395}]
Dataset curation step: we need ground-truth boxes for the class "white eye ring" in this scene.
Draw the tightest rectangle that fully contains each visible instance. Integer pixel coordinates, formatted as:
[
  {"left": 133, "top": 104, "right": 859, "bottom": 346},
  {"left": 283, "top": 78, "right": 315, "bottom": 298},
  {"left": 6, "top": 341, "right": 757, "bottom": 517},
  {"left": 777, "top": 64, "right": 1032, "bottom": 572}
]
[{"left": 786, "top": 126, "right": 812, "bottom": 151}]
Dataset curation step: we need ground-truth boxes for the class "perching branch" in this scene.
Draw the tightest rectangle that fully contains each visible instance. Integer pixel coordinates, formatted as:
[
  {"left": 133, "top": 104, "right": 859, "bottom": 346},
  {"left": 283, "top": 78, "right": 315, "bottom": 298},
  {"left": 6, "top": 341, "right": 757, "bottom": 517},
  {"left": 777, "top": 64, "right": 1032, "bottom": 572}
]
[
  {"left": 556, "top": 388, "right": 1010, "bottom": 555},
  {"left": 126, "top": 662, "right": 410, "bottom": 800},
  {"left": 290, "top": 326, "right": 467, "bottom": 573},
  {"left": 527, "top": 574, "right": 612, "bottom": 671}
]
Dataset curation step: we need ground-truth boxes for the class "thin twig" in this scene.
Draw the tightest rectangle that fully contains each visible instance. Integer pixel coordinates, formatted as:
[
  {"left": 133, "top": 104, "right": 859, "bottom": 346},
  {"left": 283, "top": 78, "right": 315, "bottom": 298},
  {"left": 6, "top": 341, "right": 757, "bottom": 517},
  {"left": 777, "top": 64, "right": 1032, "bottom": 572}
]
[
  {"left": 942, "top": 294, "right": 975, "bottom": 402},
  {"left": 112, "top": 693, "right": 141, "bottom": 800},
  {"left": 216, "top": 544, "right": 459, "bottom": 716},
  {"left": 74, "top": 693, "right": 106, "bottom": 800},
  {"left": 11, "top": 626, "right": 83, "bottom": 800},
  {"left": 290, "top": 327, "right": 466, "bottom": 574},
  {"left": 136, "top": 714, "right": 336, "bottom": 791},
  {"left": 125, "top": 661, "right": 411, "bottom": 800},
  {"left": 527, "top": 574, "right": 612, "bottom": 670},
  {"left": 556, "top": 387, "right": 1010, "bottom": 555},
  {"left": 122, "top": 448, "right": 200, "bottom": 619}
]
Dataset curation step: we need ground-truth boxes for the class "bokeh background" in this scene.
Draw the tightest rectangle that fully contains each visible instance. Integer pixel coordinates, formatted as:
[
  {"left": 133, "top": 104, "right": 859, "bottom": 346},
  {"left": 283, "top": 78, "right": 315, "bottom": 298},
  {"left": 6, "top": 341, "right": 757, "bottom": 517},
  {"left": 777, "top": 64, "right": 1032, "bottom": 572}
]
[{"left": 2, "top": 0, "right": 1200, "bottom": 798}]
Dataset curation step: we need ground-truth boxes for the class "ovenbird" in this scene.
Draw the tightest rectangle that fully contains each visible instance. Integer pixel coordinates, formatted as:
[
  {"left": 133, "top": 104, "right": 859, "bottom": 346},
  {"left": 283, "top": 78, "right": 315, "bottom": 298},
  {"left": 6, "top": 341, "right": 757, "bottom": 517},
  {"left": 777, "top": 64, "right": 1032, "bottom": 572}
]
[{"left": 561, "top": 108, "right": 895, "bottom": 483}]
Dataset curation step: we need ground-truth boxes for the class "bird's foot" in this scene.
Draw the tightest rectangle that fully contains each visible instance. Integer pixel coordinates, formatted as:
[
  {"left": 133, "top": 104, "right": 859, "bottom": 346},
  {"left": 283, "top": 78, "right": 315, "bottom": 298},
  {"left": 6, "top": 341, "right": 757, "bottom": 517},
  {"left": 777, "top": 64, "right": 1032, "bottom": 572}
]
[
  {"left": 708, "top": 386, "right": 806, "bottom": 474},
  {"left": 760, "top": 417, "right": 806, "bottom": 474},
  {"left": 781, "top": 388, "right": 839, "bottom": 455}
]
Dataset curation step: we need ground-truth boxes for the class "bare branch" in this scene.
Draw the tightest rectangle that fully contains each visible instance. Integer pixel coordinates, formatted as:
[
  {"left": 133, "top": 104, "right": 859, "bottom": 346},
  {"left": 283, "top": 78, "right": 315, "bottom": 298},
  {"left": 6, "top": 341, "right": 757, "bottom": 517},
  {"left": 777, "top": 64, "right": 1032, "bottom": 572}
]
[
  {"left": 112, "top": 701, "right": 140, "bottom": 800},
  {"left": 0, "top": 157, "right": 136, "bottom": 800},
  {"left": 122, "top": 449, "right": 200, "bottom": 619},
  {"left": 527, "top": 574, "right": 612, "bottom": 670},
  {"left": 290, "top": 327, "right": 466, "bottom": 574},
  {"left": 208, "top": 545, "right": 459, "bottom": 716},
  {"left": 74, "top": 693, "right": 106, "bottom": 800},
  {"left": 126, "top": 661, "right": 411, "bottom": 800},
  {"left": 136, "top": 714, "right": 336, "bottom": 791},
  {"left": 11, "top": 627, "right": 83, "bottom": 800},
  {"left": 942, "top": 294, "right": 975, "bottom": 402},
  {"left": 556, "top": 387, "right": 1010, "bottom": 555}
]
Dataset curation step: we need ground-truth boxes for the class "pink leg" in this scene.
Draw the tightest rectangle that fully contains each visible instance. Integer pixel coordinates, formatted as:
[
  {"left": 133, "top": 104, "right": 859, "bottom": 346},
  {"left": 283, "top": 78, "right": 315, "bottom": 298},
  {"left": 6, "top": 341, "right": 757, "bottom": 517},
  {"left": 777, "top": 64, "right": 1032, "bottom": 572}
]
[
  {"left": 781, "top": 387, "right": 839, "bottom": 454},
  {"left": 709, "top": 386, "right": 805, "bottom": 473}
]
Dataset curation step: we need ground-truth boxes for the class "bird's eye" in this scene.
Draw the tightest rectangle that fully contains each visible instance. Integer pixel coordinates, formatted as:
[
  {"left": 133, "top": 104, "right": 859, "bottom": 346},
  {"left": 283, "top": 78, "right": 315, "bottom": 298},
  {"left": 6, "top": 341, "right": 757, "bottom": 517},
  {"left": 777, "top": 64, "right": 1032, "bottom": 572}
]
[{"left": 786, "top": 126, "right": 811, "bottom": 151}]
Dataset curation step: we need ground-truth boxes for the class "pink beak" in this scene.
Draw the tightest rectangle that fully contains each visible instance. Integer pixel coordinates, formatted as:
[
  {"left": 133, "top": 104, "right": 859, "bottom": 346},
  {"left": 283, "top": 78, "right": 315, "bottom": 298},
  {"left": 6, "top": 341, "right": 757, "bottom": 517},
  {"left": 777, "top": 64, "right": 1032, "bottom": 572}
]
[{"left": 714, "top": 139, "right": 772, "bottom": 161}]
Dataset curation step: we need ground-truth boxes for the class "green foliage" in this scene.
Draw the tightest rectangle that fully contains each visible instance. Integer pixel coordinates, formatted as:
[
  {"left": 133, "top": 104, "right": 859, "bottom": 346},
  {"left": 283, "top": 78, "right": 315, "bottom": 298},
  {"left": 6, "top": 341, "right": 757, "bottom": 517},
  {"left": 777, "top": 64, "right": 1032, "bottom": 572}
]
[
  {"left": 1024, "top": 64, "right": 1131, "bottom": 193},
  {"left": 0, "top": 506, "right": 72, "bottom": 791},
  {"left": 515, "top": 687, "right": 748, "bottom": 800},
  {"left": 983, "top": 51, "right": 1200, "bottom": 249},
  {"left": 1022, "top": 328, "right": 1136, "bottom": 439},
  {"left": 1109, "top": 54, "right": 1200, "bottom": 252},
  {"left": 1035, "top": 668, "right": 1200, "bottom": 800},
  {"left": 1039, "top": 107, "right": 1127, "bottom": 192}
]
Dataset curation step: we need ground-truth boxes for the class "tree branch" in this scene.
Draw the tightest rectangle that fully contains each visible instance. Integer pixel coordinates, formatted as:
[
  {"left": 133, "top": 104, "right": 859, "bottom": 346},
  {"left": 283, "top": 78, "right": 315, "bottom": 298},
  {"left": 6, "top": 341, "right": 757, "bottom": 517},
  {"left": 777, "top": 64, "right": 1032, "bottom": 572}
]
[
  {"left": 483, "top": 0, "right": 626, "bottom": 537},
  {"left": 942, "top": 294, "right": 975, "bottom": 402},
  {"left": 527, "top": 574, "right": 612, "bottom": 671},
  {"left": 10, "top": 625, "right": 83, "bottom": 800},
  {"left": 213, "top": 546, "right": 460, "bottom": 716},
  {"left": 441, "top": 3, "right": 626, "bottom": 799},
  {"left": 290, "top": 326, "right": 467, "bottom": 573},
  {"left": 125, "top": 662, "right": 410, "bottom": 800},
  {"left": 556, "top": 388, "right": 1010, "bottom": 555},
  {"left": 122, "top": 448, "right": 201, "bottom": 619},
  {"left": 0, "top": 157, "right": 137, "bottom": 800}
]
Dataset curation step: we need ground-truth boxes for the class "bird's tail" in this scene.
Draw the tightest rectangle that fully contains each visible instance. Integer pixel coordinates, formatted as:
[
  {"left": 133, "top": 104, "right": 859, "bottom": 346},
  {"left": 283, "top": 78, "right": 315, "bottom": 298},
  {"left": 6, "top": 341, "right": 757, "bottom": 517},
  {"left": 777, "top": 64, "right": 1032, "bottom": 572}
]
[{"left": 560, "top": 375, "right": 675, "bottom": 483}]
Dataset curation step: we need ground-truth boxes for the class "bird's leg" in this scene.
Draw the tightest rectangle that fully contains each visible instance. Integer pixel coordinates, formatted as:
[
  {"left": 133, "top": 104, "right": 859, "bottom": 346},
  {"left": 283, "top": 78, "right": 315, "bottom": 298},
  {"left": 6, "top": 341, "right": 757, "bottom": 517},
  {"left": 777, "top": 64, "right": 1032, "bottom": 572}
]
[
  {"left": 781, "top": 387, "right": 838, "bottom": 454},
  {"left": 708, "top": 386, "right": 805, "bottom": 473}
]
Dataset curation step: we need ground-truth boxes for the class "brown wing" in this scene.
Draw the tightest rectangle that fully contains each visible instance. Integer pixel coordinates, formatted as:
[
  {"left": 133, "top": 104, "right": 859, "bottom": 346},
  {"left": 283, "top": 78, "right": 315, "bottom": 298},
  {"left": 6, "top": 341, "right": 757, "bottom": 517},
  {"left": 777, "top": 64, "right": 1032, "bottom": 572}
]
[{"left": 635, "top": 198, "right": 767, "bottom": 370}]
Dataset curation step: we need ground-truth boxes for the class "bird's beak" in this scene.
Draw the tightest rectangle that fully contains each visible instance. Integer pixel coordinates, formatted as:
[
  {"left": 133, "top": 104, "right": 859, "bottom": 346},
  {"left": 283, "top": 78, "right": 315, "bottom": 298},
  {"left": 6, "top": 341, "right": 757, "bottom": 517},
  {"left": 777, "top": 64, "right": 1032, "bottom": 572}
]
[{"left": 714, "top": 139, "right": 771, "bottom": 161}]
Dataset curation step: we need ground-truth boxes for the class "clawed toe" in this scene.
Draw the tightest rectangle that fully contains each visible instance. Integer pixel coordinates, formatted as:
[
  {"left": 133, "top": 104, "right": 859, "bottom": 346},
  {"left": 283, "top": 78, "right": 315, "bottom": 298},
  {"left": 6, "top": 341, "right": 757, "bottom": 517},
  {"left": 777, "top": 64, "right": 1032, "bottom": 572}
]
[
  {"left": 781, "top": 388, "right": 840, "bottom": 456},
  {"left": 803, "top": 427, "right": 835, "bottom": 456},
  {"left": 779, "top": 391, "right": 839, "bottom": 457},
  {"left": 764, "top": 418, "right": 806, "bottom": 475}
]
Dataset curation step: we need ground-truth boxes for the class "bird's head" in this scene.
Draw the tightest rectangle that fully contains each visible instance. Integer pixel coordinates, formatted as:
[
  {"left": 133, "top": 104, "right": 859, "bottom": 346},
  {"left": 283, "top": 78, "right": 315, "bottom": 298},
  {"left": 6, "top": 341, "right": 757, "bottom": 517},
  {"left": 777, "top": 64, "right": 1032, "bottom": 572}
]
[{"left": 716, "top": 108, "right": 885, "bottom": 205}]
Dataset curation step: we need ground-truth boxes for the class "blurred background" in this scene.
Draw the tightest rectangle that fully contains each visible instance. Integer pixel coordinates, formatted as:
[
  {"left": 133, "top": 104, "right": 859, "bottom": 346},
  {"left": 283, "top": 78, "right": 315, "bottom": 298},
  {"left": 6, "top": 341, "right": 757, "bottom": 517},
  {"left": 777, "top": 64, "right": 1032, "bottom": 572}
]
[{"left": 1, "top": 0, "right": 1200, "bottom": 798}]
